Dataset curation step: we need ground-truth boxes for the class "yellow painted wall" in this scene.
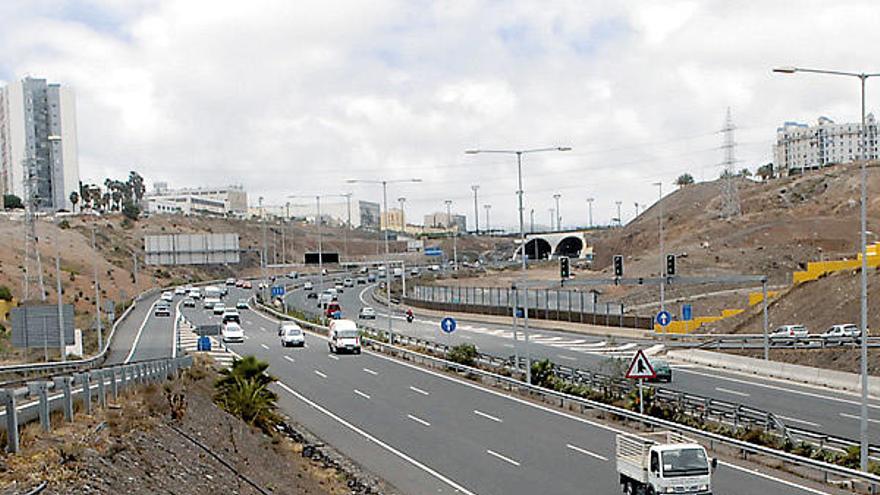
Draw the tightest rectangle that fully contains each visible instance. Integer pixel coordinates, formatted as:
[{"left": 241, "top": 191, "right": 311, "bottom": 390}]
[
  {"left": 0, "top": 299, "right": 17, "bottom": 322},
  {"left": 793, "top": 243, "right": 880, "bottom": 285}
]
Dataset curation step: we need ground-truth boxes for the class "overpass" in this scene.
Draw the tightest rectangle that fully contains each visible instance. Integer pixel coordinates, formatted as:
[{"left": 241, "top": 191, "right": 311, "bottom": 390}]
[{"left": 514, "top": 230, "right": 594, "bottom": 260}]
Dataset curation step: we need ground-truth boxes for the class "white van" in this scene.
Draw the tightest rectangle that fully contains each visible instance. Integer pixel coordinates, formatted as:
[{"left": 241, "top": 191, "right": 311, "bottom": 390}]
[{"left": 328, "top": 319, "right": 361, "bottom": 354}]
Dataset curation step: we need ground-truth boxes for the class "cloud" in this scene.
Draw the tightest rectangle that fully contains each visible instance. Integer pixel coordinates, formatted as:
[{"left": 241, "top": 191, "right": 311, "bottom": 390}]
[{"left": 1, "top": 0, "right": 879, "bottom": 229}]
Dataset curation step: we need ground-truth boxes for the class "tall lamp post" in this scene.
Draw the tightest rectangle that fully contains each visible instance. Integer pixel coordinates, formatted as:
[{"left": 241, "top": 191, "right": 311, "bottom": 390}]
[
  {"left": 398, "top": 196, "right": 406, "bottom": 233},
  {"left": 484, "top": 204, "right": 492, "bottom": 235},
  {"left": 553, "top": 193, "right": 562, "bottom": 230},
  {"left": 445, "top": 200, "right": 458, "bottom": 269},
  {"left": 774, "top": 65, "right": 878, "bottom": 472},
  {"left": 465, "top": 146, "right": 571, "bottom": 384},
  {"left": 347, "top": 178, "right": 422, "bottom": 343},
  {"left": 586, "top": 197, "right": 594, "bottom": 228},
  {"left": 615, "top": 201, "right": 623, "bottom": 227},
  {"left": 653, "top": 182, "right": 665, "bottom": 317},
  {"left": 548, "top": 208, "right": 554, "bottom": 232},
  {"left": 471, "top": 185, "right": 480, "bottom": 234}
]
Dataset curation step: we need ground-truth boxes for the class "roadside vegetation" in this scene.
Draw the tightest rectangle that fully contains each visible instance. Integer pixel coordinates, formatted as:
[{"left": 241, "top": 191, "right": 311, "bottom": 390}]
[{"left": 214, "top": 355, "right": 280, "bottom": 433}]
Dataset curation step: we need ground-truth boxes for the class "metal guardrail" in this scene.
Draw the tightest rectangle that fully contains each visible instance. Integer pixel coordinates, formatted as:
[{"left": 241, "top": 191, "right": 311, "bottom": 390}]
[
  {"left": 252, "top": 299, "right": 880, "bottom": 490},
  {"left": 0, "top": 355, "right": 193, "bottom": 453}
]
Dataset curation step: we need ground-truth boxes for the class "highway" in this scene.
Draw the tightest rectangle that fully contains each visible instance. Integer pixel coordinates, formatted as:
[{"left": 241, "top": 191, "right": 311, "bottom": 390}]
[
  {"left": 105, "top": 291, "right": 178, "bottom": 365},
  {"left": 177, "top": 284, "right": 842, "bottom": 495},
  {"left": 283, "top": 277, "right": 880, "bottom": 447}
]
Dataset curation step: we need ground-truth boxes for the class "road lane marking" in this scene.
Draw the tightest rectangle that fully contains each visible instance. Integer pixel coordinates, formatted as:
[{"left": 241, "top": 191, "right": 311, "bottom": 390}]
[
  {"left": 776, "top": 415, "right": 821, "bottom": 428},
  {"left": 557, "top": 354, "right": 577, "bottom": 361},
  {"left": 473, "top": 410, "right": 502, "bottom": 422},
  {"left": 407, "top": 414, "right": 431, "bottom": 427},
  {"left": 283, "top": 356, "right": 295, "bottom": 363},
  {"left": 409, "top": 386, "right": 429, "bottom": 396},
  {"left": 715, "top": 387, "right": 750, "bottom": 398},
  {"left": 460, "top": 335, "right": 473, "bottom": 340},
  {"left": 363, "top": 367, "right": 378, "bottom": 376},
  {"left": 354, "top": 389, "right": 371, "bottom": 400},
  {"left": 260, "top": 326, "right": 267, "bottom": 332},
  {"left": 314, "top": 370, "right": 327, "bottom": 378},
  {"left": 486, "top": 449, "right": 520, "bottom": 467},
  {"left": 840, "top": 412, "right": 880, "bottom": 424},
  {"left": 566, "top": 443, "right": 608, "bottom": 461},
  {"left": 260, "top": 344, "right": 270, "bottom": 350},
  {"left": 124, "top": 300, "right": 158, "bottom": 363},
  {"left": 503, "top": 343, "right": 515, "bottom": 348},
  {"left": 328, "top": 354, "right": 340, "bottom": 360},
  {"left": 276, "top": 382, "right": 477, "bottom": 495}
]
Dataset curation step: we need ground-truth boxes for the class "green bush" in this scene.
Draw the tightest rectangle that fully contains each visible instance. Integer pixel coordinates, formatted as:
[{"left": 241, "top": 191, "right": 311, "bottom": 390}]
[
  {"left": 214, "top": 356, "right": 280, "bottom": 433},
  {"left": 58, "top": 219, "right": 70, "bottom": 229},
  {"left": 447, "top": 343, "right": 478, "bottom": 367},
  {"left": 530, "top": 358, "right": 555, "bottom": 387},
  {"left": 0, "top": 286, "right": 12, "bottom": 302}
]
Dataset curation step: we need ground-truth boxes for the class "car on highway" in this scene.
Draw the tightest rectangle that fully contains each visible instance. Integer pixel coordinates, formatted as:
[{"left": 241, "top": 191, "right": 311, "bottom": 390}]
[
  {"left": 356, "top": 276, "right": 367, "bottom": 285},
  {"left": 647, "top": 359, "right": 672, "bottom": 383},
  {"left": 221, "top": 309, "right": 241, "bottom": 325},
  {"left": 188, "top": 288, "right": 202, "bottom": 299},
  {"left": 212, "top": 303, "right": 227, "bottom": 315},
  {"left": 768, "top": 325, "right": 809, "bottom": 343},
  {"left": 335, "top": 282, "right": 345, "bottom": 293},
  {"left": 367, "top": 273, "right": 377, "bottom": 283},
  {"left": 161, "top": 291, "right": 174, "bottom": 302},
  {"left": 358, "top": 307, "right": 376, "bottom": 319},
  {"left": 326, "top": 301, "right": 342, "bottom": 319},
  {"left": 359, "top": 266, "right": 369, "bottom": 274},
  {"left": 344, "top": 278, "right": 354, "bottom": 287},
  {"left": 203, "top": 297, "right": 220, "bottom": 310},
  {"left": 182, "top": 298, "right": 196, "bottom": 308},
  {"left": 280, "top": 325, "right": 306, "bottom": 347},
  {"left": 174, "top": 286, "right": 187, "bottom": 296},
  {"left": 235, "top": 279, "right": 244, "bottom": 287},
  {"left": 242, "top": 281, "right": 252, "bottom": 289},
  {"left": 303, "top": 281, "right": 314, "bottom": 290},
  {"left": 410, "top": 267, "right": 419, "bottom": 276},
  {"left": 225, "top": 278, "right": 236, "bottom": 286},
  {"left": 154, "top": 302, "right": 172, "bottom": 317},
  {"left": 319, "top": 293, "right": 334, "bottom": 307},
  {"left": 820, "top": 324, "right": 861, "bottom": 343},
  {"left": 236, "top": 299, "right": 248, "bottom": 310},
  {"left": 222, "top": 322, "right": 244, "bottom": 343},
  {"left": 288, "top": 271, "right": 299, "bottom": 279},
  {"left": 328, "top": 319, "right": 361, "bottom": 354},
  {"left": 428, "top": 264, "right": 440, "bottom": 272},
  {"left": 307, "top": 291, "right": 318, "bottom": 299}
]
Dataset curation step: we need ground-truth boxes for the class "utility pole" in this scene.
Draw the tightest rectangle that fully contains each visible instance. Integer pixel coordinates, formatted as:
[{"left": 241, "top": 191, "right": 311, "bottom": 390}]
[
  {"left": 720, "top": 107, "right": 742, "bottom": 218},
  {"left": 343, "top": 193, "right": 352, "bottom": 260},
  {"left": 654, "top": 183, "right": 665, "bottom": 318},
  {"left": 529, "top": 208, "right": 535, "bottom": 233},
  {"left": 616, "top": 201, "right": 623, "bottom": 227},
  {"left": 471, "top": 185, "right": 480, "bottom": 234},
  {"left": 55, "top": 231, "right": 65, "bottom": 362},
  {"left": 553, "top": 193, "right": 562, "bottom": 230},
  {"left": 445, "top": 200, "right": 457, "bottom": 270},
  {"left": 132, "top": 251, "right": 138, "bottom": 286},
  {"left": 548, "top": 208, "right": 554, "bottom": 232},
  {"left": 91, "top": 227, "right": 103, "bottom": 352},
  {"left": 484, "top": 204, "right": 492, "bottom": 235},
  {"left": 259, "top": 196, "right": 268, "bottom": 301},
  {"left": 398, "top": 196, "right": 406, "bottom": 233},
  {"left": 283, "top": 201, "right": 289, "bottom": 264},
  {"left": 634, "top": 202, "right": 640, "bottom": 218},
  {"left": 586, "top": 197, "right": 594, "bottom": 228}
]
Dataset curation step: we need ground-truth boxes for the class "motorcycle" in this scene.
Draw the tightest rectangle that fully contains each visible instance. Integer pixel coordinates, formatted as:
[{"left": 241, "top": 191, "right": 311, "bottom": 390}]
[{"left": 406, "top": 312, "right": 414, "bottom": 323}]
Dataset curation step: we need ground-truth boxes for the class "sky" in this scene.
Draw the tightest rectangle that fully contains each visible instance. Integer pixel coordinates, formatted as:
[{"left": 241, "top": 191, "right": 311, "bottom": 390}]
[{"left": 1, "top": 0, "right": 879, "bottom": 230}]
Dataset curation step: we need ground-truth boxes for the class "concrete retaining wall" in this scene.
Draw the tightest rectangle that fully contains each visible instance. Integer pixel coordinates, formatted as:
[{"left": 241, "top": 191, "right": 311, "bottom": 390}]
[{"left": 667, "top": 349, "right": 880, "bottom": 396}]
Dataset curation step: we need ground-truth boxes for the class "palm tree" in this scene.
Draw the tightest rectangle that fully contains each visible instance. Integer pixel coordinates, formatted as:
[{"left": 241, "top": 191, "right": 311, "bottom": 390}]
[
  {"left": 69, "top": 191, "right": 79, "bottom": 213},
  {"left": 675, "top": 173, "right": 695, "bottom": 187},
  {"left": 214, "top": 356, "right": 279, "bottom": 432}
]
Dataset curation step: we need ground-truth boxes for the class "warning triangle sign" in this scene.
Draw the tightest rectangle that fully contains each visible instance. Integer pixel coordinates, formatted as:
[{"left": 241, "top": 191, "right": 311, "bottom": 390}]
[{"left": 625, "top": 349, "right": 656, "bottom": 379}]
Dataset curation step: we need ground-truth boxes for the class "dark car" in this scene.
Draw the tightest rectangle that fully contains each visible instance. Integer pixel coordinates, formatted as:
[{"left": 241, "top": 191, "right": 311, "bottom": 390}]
[
  {"left": 307, "top": 292, "right": 318, "bottom": 299},
  {"left": 648, "top": 359, "right": 672, "bottom": 383}
]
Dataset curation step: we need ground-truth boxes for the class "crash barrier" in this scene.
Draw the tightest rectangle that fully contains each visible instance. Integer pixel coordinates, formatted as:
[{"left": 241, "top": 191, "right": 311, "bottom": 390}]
[
  {"left": 252, "top": 299, "right": 880, "bottom": 491},
  {"left": 0, "top": 355, "right": 193, "bottom": 453},
  {"left": 406, "top": 284, "right": 653, "bottom": 330},
  {"left": 793, "top": 244, "right": 880, "bottom": 284}
]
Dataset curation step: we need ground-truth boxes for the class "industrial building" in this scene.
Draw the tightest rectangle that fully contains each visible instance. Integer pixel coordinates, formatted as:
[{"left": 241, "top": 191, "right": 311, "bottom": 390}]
[
  {"left": 774, "top": 114, "right": 878, "bottom": 174},
  {"left": 146, "top": 183, "right": 248, "bottom": 216}
]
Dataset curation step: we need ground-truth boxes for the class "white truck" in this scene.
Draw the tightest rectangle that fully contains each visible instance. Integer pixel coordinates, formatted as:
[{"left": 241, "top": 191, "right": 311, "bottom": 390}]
[
  {"left": 204, "top": 285, "right": 222, "bottom": 300},
  {"left": 616, "top": 432, "right": 715, "bottom": 495}
]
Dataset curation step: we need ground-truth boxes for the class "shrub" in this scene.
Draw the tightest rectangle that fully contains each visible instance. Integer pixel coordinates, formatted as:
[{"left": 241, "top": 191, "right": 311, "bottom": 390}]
[
  {"left": 0, "top": 286, "right": 12, "bottom": 302},
  {"left": 58, "top": 219, "right": 70, "bottom": 229},
  {"left": 530, "top": 358, "right": 555, "bottom": 387},
  {"left": 214, "top": 356, "right": 280, "bottom": 433},
  {"left": 447, "top": 343, "right": 478, "bottom": 367}
]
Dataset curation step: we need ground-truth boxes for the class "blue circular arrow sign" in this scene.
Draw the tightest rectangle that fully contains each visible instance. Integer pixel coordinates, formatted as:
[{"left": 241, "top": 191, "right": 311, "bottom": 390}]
[
  {"left": 656, "top": 310, "right": 672, "bottom": 327},
  {"left": 440, "top": 317, "right": 457, "bottom": 334}
]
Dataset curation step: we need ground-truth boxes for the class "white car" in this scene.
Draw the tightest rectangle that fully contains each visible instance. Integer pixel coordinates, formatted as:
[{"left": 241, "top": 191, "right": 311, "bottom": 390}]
[
  {"left": 358, "top": 307, "right": 376, "bottom": 319},
  {"left": 344, "top": 278, "right": 354, "bottom": 287},
  {"left": 769, "top": 325, "right": 808, "bottom": 343},
  {"left": 428, "top": 264, "right": 440, "bottom": 272},
  {"left": 222, "top": 322, "right": 244, "bottom": 343},
  {"left": 174, "top": 286, "right": 187, "bottom": 296},
  {"left": 161, "top": 291, "right": 174, "bottom": 302},
  {"left": 280, "top": 324, "right": 306, "bottom": 347},
  {"left": 182, "top": 298, "right": 196, "bottom": 308},
  {"left": 303, "top": 281, "right": 314, "bottom": 290},
  {"left": 225, "top": 278, "right": 236, "bottom": 286},
  {"left": 221, "top": 309, "right": 241, "bottom": 325},
  {"left": 203, "top": 297, "right": 220, "bottom": 309},
  {"left": 328, "top": 319, "right": 361, "bottom": 354},
  {"left": 236, "top": 299, "right": 249, "bottom": 310},
  {"left": 213, "top": 303, "right": 227, "bottom": 315},
  {"left": 154, "top": 303, "right": 172, "bottom": 317},
  {"left": 820, "top": 324, "right": 861, "bottom": 342},
  {"left": 288, "top": 271, "right": 299, "bottom": 279},
  {"left": 188, "top": 288, "right": 202, "bottom": 299}
]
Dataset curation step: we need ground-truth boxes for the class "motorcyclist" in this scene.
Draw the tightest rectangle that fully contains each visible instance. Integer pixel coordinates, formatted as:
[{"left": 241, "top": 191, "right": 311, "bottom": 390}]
[{"left": 405, "top": 308, "right": 414, "bottom": 322}]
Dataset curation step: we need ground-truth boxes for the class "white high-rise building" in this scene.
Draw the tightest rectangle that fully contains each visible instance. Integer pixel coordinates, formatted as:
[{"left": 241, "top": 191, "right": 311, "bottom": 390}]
[
  {"left": 0, "top": 77, "right": 80, "bottom": 211},
  {"left": 774, "top": 115, "right": 878, "bottom": 175}
]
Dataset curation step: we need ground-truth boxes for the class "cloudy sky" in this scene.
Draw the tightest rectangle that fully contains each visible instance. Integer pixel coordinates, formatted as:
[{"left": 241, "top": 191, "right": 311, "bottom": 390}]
[{"left": 1, "top": 0, "right": 878, "bottom": 229}]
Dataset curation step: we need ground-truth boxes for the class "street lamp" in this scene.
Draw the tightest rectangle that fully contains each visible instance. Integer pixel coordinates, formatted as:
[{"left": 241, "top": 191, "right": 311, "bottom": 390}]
[
  {"left": 653, "top": 182, "right": 665, "bottom": 317},
  {"left": 773, "top": 65, "right": 878, "bottom": 472},
  {"left": 466, "top": 146, "right": 571, "bottom": 384},
  {"left": 615, "top": 201, "right": 623, "bottom": 227},
  {"left": 484, "top": 204, "right": 492, "bottom": 234},
  {"left": 553, "top": 193, "right": 562, "bottom": 230},
  {"left": 398, "top": 197, "right": 406, "bottom": 232},
  {"left": 471, "top": 185, "right": 480, "bottom": 234},
  {"left": 586, "top": 197, "right": 594, "bottom": 228},
  {"left": 548, "top": 208, "right": 554, "bottom": 232},
  {"left": 445, "top": 200, "right": 458, "bottom": 269},
  {"left": 347, "top": 178, "right": 422, "bottom": 344}
]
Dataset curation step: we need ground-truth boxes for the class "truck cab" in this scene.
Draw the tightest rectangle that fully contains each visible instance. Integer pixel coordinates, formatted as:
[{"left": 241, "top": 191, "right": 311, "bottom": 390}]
[{"left": 617, "top": 432, "right": 715, "bottom": 495}]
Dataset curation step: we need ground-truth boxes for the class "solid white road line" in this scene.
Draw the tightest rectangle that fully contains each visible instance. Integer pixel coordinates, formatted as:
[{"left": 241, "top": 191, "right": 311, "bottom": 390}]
[
  {"left": 502, "top": 343, "right": 515, "bottom": 348},
  {"left": 260, "top": 343, "right": 270, "bottom": 350},
  {"left": 354, "top": 389, "right": 371, "bottom": 400},
  {"left": 407, "top": 414, "right": 431, "bottom": 427},
  {"left": 840, "top": 412, "right": 880, "bottom": 424},
  {"left": 328, "top": 354, "right": 340, "bottom": 360},
  {"left": 276, "top": 382, "right": 477, "bottom": 495},
  {"left": 720, "top": 461, "right": 831, "bottom": 495},
  {"left": 260, "top": 326, "right": 266, "bottom": 332},
  {"left": 409, "top": 386, "right": 430, "bottom": 396},
  {"left": 314, "top": 370, "right": 327, "bottom": 378},
  {"left": 172, "top": 299, "right": 184, "bottom": 359},
  {"left": 715, "top": 387, "right": 750, "bottom": 398},
  {"left": 363, "top": 367, "right": 378, "bottom": 376},
  {"left": 124, "top": 300, "right": 158, "bottom": 363},
  {"left": 557, "top": 354, "right": 577, "bottom": 361},
  {"left": 473, "top": 410, "right": 502, "bottom": 422},
  {"left": 566, "top": 443, "right": 609, "bottom": 461},
  {"left": 486, "top": 449, "right": 520, "bottom": 467},
  {"left": 776, "top": 415, "right": 822, "bottom": 428},
  {"left": 283, "top": 356, "right": 295, "bottom": 363}
]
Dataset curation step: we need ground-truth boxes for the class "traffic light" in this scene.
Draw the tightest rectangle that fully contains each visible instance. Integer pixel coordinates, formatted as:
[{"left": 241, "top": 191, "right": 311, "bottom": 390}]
[
  {"left": 613, "top": 255, "right": 624, "bottom": 277},
  {"left": 559, "top": 256, "right": 570, "bottom": 279},
  {"left": 666, "top": 254, "right": 676, "bottom": 276}
]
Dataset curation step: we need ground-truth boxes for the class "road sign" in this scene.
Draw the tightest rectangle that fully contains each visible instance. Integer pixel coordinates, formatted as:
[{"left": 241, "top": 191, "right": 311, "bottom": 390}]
[
  {"left": 271, "top": 286, "right": 285, "bottom": 297},
  {"left": 515, "top": 307, "right": 525, "bottom": 318},
  {"left": 440, "top": 316, "right": 457, "bottom": 334},
  {"left": 655, "top": 310, "right": 672, "bottom": 327},
  {"left": 681, "top": 304, "right": 692, "bottom": 321},
  {"left": 425, "top": 247, "right": 443, "bottom": 257},
  {"left": 11, "top": 304, "right": 75, "bottom": 348},
  {"left": 625, "top": 349, "right": 656, "bottom": 379}
]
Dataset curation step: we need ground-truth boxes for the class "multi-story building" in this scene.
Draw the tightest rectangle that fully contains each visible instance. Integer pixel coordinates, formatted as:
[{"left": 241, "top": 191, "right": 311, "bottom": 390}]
[
  {"left": 146, "top": 184, "right": 248, "bottom": 216},
  {"left": 0, "top": 77, "right": 80, "bottom": 211},
  {"left": 774, "top": 114, "right": 879, "bottom": 175},
  {"left": 246, "top": 198, "right": 381, "bottom": 230},
  {"left": 424, "top": 211, "right": 467, "bottom": 232},
  {"left": 381, "top": 208, "right": 405, "bottom": 231}
]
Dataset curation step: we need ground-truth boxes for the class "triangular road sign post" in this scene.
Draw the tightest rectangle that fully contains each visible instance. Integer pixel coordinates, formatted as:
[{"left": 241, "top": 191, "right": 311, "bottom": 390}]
[{"left": 625, "top": 349, "right": 656, "bottom": 380}]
